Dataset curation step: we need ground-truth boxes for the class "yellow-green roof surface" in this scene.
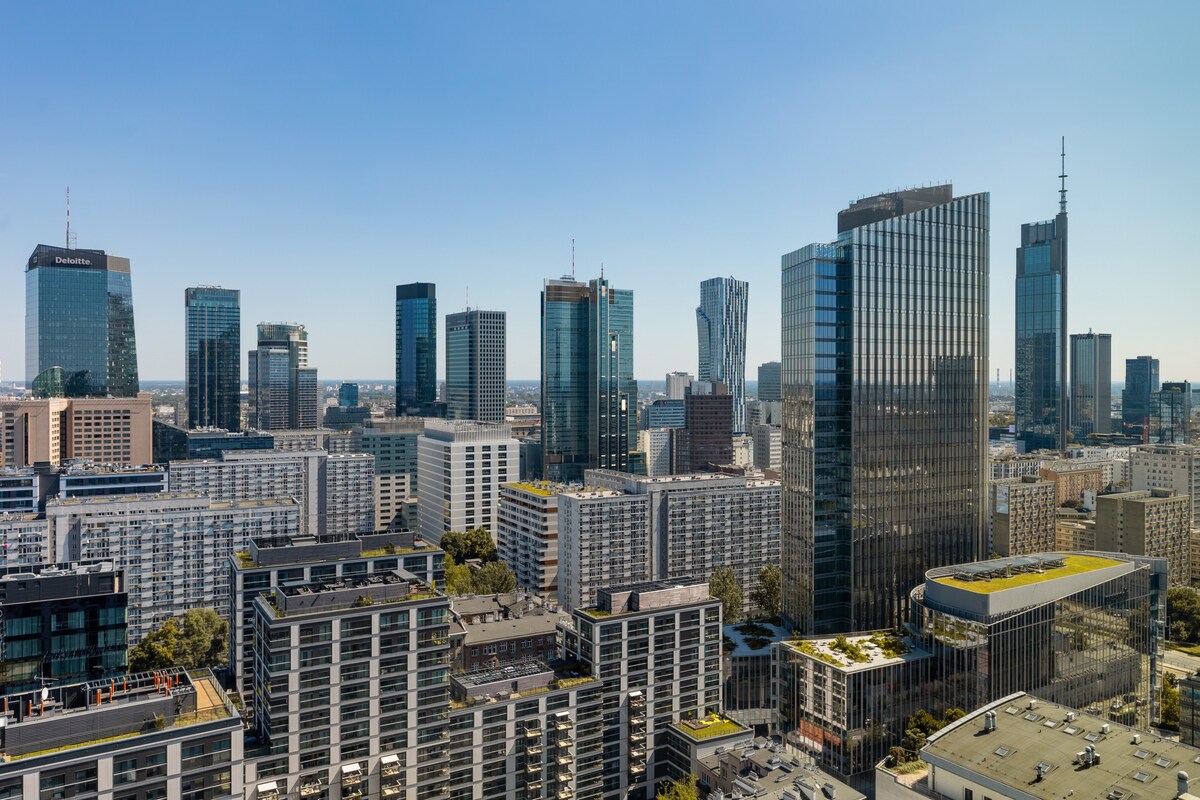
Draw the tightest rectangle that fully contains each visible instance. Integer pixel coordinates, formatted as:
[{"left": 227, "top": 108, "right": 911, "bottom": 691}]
[
  {"left": 674, "top": 714, "right": 747, "bottom": 740},
  {"left": 932, "top": 554, "right": 1123, "bottom": 594}
]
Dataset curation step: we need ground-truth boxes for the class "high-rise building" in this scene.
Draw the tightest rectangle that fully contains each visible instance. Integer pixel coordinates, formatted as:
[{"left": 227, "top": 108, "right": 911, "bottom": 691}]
[
  {"left": 1015, "top": 156, "right": 1069, "bottom": 451},
  {"left": 337, "top": 381, "right": 359, "bottom": 407},
  {"left": 674, "top": 381, "right": 733, "bottom": 473},
  {"left": 989, "top": 476, "right": 1056, "bottom": 556},
  {"left": 248, "top": 322, "right": 319, "bottom": 430},
  {"left": 1095, "top": 488, "right": 1191, "bottom": 585},
  {"left": 1, "top": 395, "right": 153, "bottom": 468},
  {"left": 445, "top": 308, "right": 506, "bottom": 422},
  {"left": 540, "top": 275, "right": 636, "bottom": 482},
  {"left": 781, "top": 184, "right": 988, "bottom": 634},
  {"left": 1069, "top": 331, "right": 1112, "bottom": 438},
  {"left": 757, "top": 361, "right": 781, "bottom": 402},
  {"left": 416, "top": 419, "right": 519, "bottom": 543},
  {"left": 352, "top": 415, "right": 424, "bottom": 530},
  {"left": 184, "top": 287, "right": 241, "bottom": 431},
  {"left": 495, "top": 481, "right": 567, "bottom": 596},
  {"left": 395, "top": 282, "right": 437, "bottom": 412},
  {"left": 638, "top": 427, "right": 674, "bottom": 476},
  {"left": 1153, "top": 381, "right": 1193, "bottom": 444},
  {"left": 752, "top": 423, "right": 781, "bottom": 472},
  {"left": 665, "top": 370, "right": 694, "bottom": 401},
  {"left": 25, "top": 244, "right": 139, "bottom": 398},
  {"left": 1123, "top": 355, "right": 1160, "bottom": 432},
  {"left": 697, "top": 277, "right": 749, "bottom": 433},
  {"left": 1130, "top": 444, "right": 1200, "bottom": 530}
]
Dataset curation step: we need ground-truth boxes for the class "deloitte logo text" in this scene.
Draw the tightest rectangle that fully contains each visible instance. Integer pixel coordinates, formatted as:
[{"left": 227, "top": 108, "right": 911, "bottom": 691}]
[{"left": 54, "top": 256, "right": 93, "bottom": 266}]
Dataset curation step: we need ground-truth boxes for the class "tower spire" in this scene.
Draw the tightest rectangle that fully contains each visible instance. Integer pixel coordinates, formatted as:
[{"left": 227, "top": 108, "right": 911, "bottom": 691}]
[
  {"left": 571, "top": 238, "right": 575, "bottom": 280},
  {"left": 66, "top": 186, "right": 71, "bottom": 249},
  {"left": 1059, "top": 136, "right": 1068, "bottom": 213}
]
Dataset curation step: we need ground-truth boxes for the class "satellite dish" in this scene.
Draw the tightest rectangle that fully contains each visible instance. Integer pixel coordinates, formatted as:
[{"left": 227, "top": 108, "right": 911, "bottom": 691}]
[{"left": 41, "top": 688, "right": 48, "bottom": 702}]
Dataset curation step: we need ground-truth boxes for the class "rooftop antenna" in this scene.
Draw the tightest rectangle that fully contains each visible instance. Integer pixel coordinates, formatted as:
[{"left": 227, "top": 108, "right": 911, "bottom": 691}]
[
  {"left": 1058, "top": 136, "right": 1068, "bottom": 213},
  {"left": 465, "top": 285, "right": 470, "bottom": 312},
  {"left": 65, "top": 187, "right": 76, "bottom": 249},
  {"left": 600, "top": 261, "right": 605, "bottom": 280},
  {"left": 571, "top": 238, "right": 576, "bottom": 280}
]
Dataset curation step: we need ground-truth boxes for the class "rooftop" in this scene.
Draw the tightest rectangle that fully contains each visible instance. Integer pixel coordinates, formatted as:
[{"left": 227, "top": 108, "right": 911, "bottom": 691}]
[
  {"left": 931, "top": 553, "right": 1123, "bottom": 594},
  {"left": 780, "top": 632, "right": 933, "bottom": 672},
  {"left": 674, "top": 714, "right": 747, "bottom": 741}
]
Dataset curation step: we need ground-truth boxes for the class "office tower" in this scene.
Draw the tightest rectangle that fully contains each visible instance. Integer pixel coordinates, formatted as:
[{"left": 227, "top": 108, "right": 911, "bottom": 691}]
[
  {"left": 445, "top": 308, "right": 506, "bottom": 422},
  {"left": 560, "top": 579, "right": 722, "bottom": 799},
  {"left": 495, "top": 481, "right": 566, "bottom": 596},
  {"left": 541, "top": 274, "right": 637, "bottom": 482},
  {"left": 675, "top": 381, "right": 734, "bottom": 472},
  {"left": 666, "top": 370, "right": 694, "bottom": 401},
  {"left": 1153, "top": 381, "right": 1193, "bottom": 444},
  {"left": 781, "top": 184, "right": 988, "bottom": 634},
  {"left": 25, "top": 244, "right": 139, "bottom": 398},
  {"left": 338, "top": 381, "right": 359, "bottom": 407},
  {"left": 0, "top": 563, "right": 127, "bottom": 695},
  {"left": 988, "top": 476, "right": 1056, "bottom": 556},
  {"left": 416, "top": 420, "right": 519, "bottom": 544},
  {"left": 184, "top": 287, "right": 241, "bottom": 431},
  {"left": 395, "top": 282, "right": 437, "bottom": 412},
  {"left": 646, "top": 398, "right": 685, "bottom": 429},
  {"left": 1069, "top": 331, "right": 1112, "bottom": 438},
  {"left": 1123, "top": 355, "right": 1160, "bottom": 432},
  {"left": 1015, "top": 153, "right": 1069, "bottom": 451},
  {"left": 697, "top": 277, "right": 749, "bottom": 433},
  {"left": 227, "top": 531, "right": 442, "bottom": 697},
  {"left": 152, "top": 422, "right": 274, "bottom": 463},
  {"left": 0, "top": 669, "right": 243, "bottom": 800},
  {"left": 757, "top": 361, "right": 781, "bottom": 402},
  {"left": 248, "top": 569, "right": 450, "bottom": 798},
  {"left": 45, "top": 493, "right": 301, "bottom": 642},
  {"left": 352, "top": 416, "right": 424, "bottom": 530},
  {"left": 1, "top": 394, "right": 153, "bottom": 468},
  {"left": 638, "top": 427, "right": 674, "bottom": 476},
  {"left": 752, "top": 423, "right": 781, "bottom": 471},
  {"left": 1095, "top": 489, "right": 1191, "bottom": 585},
  {"left": 248, "top": 322, "right": 319, "bottom": 430},
  {"left": 1131, "top": 444, "right": 1200, "bottom": 529}
]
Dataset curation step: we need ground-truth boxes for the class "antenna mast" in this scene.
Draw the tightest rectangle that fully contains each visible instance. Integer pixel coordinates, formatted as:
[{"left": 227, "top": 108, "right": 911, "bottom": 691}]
[
  {"left": 571, "top": 238, "right": 575, "bottom": 280},
  {"left": 1058, "top": 136, "right": 1068, "bottom": 213},
  {"left": 66, "top": 187, "right": 72, "bottom": 249}
]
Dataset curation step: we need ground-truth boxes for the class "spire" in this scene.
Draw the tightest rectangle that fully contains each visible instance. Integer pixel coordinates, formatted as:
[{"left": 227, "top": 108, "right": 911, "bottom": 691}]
[
  {"left": 1059, "top": 136, "right": 1068, "bottom": 214},
  {"left": 66, "top": 186, "right": 71, "bottom": 249}
]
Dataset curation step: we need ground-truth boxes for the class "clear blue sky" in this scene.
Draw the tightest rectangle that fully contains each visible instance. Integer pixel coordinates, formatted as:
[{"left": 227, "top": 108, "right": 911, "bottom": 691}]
[{"left": 2, "top": 2, "right": 1197, "bottom": 383}]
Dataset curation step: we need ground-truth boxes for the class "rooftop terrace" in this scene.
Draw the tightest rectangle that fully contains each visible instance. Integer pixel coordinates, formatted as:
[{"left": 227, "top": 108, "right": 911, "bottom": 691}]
[{"left": 932, "top": 553, "right": 1122, "bottom": 594}]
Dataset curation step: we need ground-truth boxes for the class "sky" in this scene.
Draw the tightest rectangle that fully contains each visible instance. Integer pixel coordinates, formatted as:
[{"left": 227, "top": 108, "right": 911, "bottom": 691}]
[{"left": 1, "top": 2, "right": 1197, "bottom": 384}]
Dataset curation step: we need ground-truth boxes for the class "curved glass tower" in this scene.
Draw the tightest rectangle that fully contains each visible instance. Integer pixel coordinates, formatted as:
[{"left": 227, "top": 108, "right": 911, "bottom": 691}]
[{"left": 697, "top": 276, "right": 749, "bottom": 433}]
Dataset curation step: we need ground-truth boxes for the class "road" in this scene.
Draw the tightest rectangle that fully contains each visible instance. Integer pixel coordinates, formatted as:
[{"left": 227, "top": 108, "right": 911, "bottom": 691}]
[{"left": 1164, "top": 647, "right": 1200, "bottom": 677}]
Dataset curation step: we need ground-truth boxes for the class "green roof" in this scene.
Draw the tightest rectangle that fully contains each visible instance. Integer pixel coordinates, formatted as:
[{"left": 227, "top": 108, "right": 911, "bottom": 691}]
[
  {"left": 932, "top": 554, "right": 1122, "bottom": 594},
  {"left": 673, "top": 714, "right": 747, "bottom": 741}
]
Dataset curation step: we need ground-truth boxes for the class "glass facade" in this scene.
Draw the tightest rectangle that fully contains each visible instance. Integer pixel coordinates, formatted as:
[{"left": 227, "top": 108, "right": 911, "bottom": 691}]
[
  {"left": 1122, "top": 355, "right": 1160, "bottom": 431},
  {"left": 445, "top": 309, "right": 506, "bottom": 422},
  {"left": 248, "top": 323, "right": 317, "bottom": 430},
  {"left": 589, "top": 277, "right": 637, "bottom": 475},
  {"left": 25, "top": 244, "right": 139, "bottom": 398},
  {"left": 1069, "top": 331, "right": 1112, "bottom": 438},
  {"left": 696, "top": 277, "right": 749, "bottom": 433},
  {"left": 185, "top": 287, "right": 241, "bottom": 431},
  {"left": 781, "top": 186, "right": 989, "bottom": 635},
  {"left": 1015, "top": 214, "right": 1068, "bottom": 451},
  {"left": 395, "top": 283, "right": 437, "bottom": 411}
]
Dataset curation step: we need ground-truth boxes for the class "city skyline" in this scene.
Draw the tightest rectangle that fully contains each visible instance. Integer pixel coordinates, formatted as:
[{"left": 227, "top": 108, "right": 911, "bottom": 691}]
[{"left": 2, "top": 4, "right": 1197, "bottom": 386}]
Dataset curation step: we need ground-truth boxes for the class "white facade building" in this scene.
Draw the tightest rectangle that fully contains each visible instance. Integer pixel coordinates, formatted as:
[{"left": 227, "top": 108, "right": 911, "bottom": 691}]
[
  {"left": 752, "top": 423, "right": 782, "bottom": 471},
  {"left": 638, "top": 427, "right": 674, "bottom": 477},
  {"left": 416, "top": 420, "right": 518, "bottom": 544},
  {"left": 1131, "top": 443, "right": 1200, "bottom": 529},
  {"left": 496, "top": 481, "right": 567, "bottom": 596},
  {"left": 557, "top": 488, "right": 651, "bottom": 612}
]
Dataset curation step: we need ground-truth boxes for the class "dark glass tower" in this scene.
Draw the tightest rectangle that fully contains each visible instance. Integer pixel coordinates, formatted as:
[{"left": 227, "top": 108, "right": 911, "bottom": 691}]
[
  {"left": 1015, "top": 146, "right": 1069, "bottom": 451},
  {"left": 541, "top": 275, "right": 636, "bottom": 482},
  {"left": 1123, "top": 355, "right": 1160, "bottom": 432},
  {"left": 1069, "top": 331, "right": 1112, "bottom": 438},
  {"left": 446, "top": 309, "right": 506, "bottom": 422},
  {"left": 26, "top": 244, "right": 139, "bottom": 397},
  {"left": 185, "top": 287, "right": 241, "bottom": 431},
  {"left": 395, "top": 283, "right": 437, "bottom": 414},
  {"left": 697, "top": 276, "right": 749, "bottom": 433},
  {"left": 781, "top": 185, "right": 989, "bottom": 634},
  {"left": 248, "top": 322, "right": 317, "bottom": 430}
]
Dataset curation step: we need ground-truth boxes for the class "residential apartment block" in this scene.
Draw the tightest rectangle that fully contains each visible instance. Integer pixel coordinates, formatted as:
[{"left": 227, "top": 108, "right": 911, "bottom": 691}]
[
  {"left": 416, "top": 420, "right": 518, "bottom": 544},
  {"left": 496, "top": 481, "right": 567, "bottom": 596},
  {"left": 1095, "top": 489, "right": 1192, "bottom": 585},
  {"left": 989, "top": 476, "right": 1057, "bottom": 556}
]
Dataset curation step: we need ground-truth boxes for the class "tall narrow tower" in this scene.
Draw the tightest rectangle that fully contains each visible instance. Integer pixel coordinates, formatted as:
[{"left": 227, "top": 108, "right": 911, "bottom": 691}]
[
  {"left": 445, "top": 308, "right": 506, "bottom": 423},
  {"left": 185, "top": 287, "right": 241, "bottom": 430},
  {"left": 395, "top": 283, "right": 437, "bottom": 414},
  {"left": 697, "top": 276, "right": 749, "bottom": 433}
]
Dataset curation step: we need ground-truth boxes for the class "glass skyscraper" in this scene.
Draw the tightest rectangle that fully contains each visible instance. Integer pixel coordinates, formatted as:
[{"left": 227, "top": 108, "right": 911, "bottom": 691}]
[
  {"left": 1123, "top": 355, "right": 1160, "bottom": 431},
  {"left": 541, "top": 274, "right": 636, "bottom": 482},
  {"left": 780, "top": 185, "right": 989, "bottom": 635},
  {"left": 395, "top": 282, "right": 437, "bottom": 413},
  {"left": 185, "top": 287, "right": 241, "bottom": 431},
  {"left": 248, "top": 322, "right": 318, "bottom": 430},
  {"left": 1069, "top": 331, "right": 1112, "bottom": 438},
  {"left": 697, "top": 276, "right": 749, "bottom": 433},
  {"left": 445, "top": 308, "right": 506, "bottom": 422},
  {"left": 26, "top": 244, "right": 139, "bottom": 398}
]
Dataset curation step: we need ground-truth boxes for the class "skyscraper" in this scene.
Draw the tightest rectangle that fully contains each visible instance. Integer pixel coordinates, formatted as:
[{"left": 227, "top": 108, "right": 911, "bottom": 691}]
[
  {"left": 697, "top": 276, "right": 749, "bottom": 433},
  {"left": 395, "top": 282, "right": 437, "bottom": 413},
  {"left": 540, "top": 274, "right": 636, "bottom": 482},
  {"left": 26, "top": 244, "right": 139, "bottom": 397},
  {"left": 1069, "top": 331, "right": 1112, "bottom": 438},
  {"left": 185, "top": 287, "right": 241, "bottom": 431},
  {"left": 445, "top": 308, "right": 506, "bottom": 422},
  {"left": 757, "top": 361, "right": 782, "bottom": 402},
  {"left": 781, "top": 184, "right": 989, "bottom": 634},
  {"left": 1123, "top": 355, "right": 1160, "bottom": 432},
  {"left": 248, "top": 322, "right": 319, "bottom": 430},
  {"left": 1015, "top": 144, "right": 1069, "bottom": 451}
]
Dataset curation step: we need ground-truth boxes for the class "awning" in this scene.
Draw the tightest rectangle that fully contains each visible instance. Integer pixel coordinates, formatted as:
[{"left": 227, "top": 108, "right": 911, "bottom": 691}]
[
  {"left": 257, "top": 783, "right": 279, "bottom": 795},
  {"left": 380, "top": 755, "right": 400, "bottom": 765},
  {"left": 341, "top": 764, "right": 362, "bottom": 774}
]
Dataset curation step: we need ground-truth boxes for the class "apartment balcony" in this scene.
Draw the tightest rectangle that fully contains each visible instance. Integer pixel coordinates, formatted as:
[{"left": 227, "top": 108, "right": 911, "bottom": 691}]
[
  {"left": 630, "top": 745, "right": 646, "bottom": 759},
  {"left": 523, "top": 726, "right": 542, "bottom": 739},
  {"left": 526, "top": 743, "right": 543, "bottom": 758},
  {"left": 557, "top": 789, "right": 572, "bottom": 800},
  {"left": 630, "top": 760, "right": 646, "bottom": 776},
  {"left": 340, "top": 764, "right": 363, "bottom": 788},
  {"left": 525, "top": 762, "right": 541, "bottom": 775},
  {"left": 553, "top": 715, "right": 572, "bottom": 731},
  {"left": 628, "top": 692, "right": 645, "bottom": 710},
  {"left": 256, "top": 781, "right": 280, "bottom": 800},
  {"left": 556, "top": 754, "right": 572, "bottom": 767},
  {"left": 298, "top": 778, "right": 326, "bottom": 798},
  {"left": 380, "top": 755, "right": 402, "bottom": 777}
]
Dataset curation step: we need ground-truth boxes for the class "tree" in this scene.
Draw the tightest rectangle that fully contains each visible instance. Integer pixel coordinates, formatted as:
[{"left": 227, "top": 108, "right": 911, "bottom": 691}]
[
  {"left": 709, "top": 567, "right": 743, "bottom": 623},
  {"left": 656, "top": 774, "right": 700, "bottom": 800},
  {"left": 128, "top": 609, "right": 229, "bottom": 673},
  {"left": 442, "top": 555, "right": 475, "bottom": 596},
  {"left": 749, "top": 564, "right": 782, "bottom": 618},
  {"left": 1169, "top": 587, "right": 1200, "bottom": 644},
  {"left": 440, "top": 528, "right": 498, "bottom": 564},
  {"left": 473, "top": 561, "right": 517, "bottom": 594},
  {"left": 1161, "top": 672, "right": 1181, "bottom": 731}
]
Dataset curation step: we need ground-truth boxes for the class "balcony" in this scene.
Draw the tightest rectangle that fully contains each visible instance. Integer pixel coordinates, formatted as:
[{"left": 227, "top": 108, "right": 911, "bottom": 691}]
[
  {"left": 256, "top": 782, "right": 280, "bottom": 800},
  {"left": 298, "top": 781, "right": 325, "bottom": 798},
  {"left": 523, "top": 726, "right": 542, "bottom": 739},
  {"left": 630, "top": 745, "right": 645, "bottom": 759},
  {"left": 525, "top": 762, "right": 541, "bottom": 775},
  {"left": 630, "top": 761, "right": 646, "bottom": 776},
  {"left": 630, "top": 728, "right": 646, "bottom": 743},
  {"left": 340, "top": 764, "right": 362, "bottom": 788},
  {"left": 557, "top": 790, "right": 572, "bottom": 800},
  {"left": 556, "top": 754, "right": 572, "bottom": 767},
  {"left": 380, "top": 755, "right": 402, "bottom": 777},
  {"left": 526, "top": 743, "right": 543, "bottom": 757},
  {"left": 627, "top": 691, "right": 645, "bottom": 709},
  {"left": 553, "top": 715, "right": 572, "bottom": 731}
]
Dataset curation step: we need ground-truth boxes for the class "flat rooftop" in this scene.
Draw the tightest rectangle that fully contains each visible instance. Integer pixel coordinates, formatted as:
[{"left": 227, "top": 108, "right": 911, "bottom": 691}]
[
  {"left": 931, "top": 553, "right": 1123, "bottom": 594},
  {"left": 780, "top": 632, "right": 933, "bottom": 673}
]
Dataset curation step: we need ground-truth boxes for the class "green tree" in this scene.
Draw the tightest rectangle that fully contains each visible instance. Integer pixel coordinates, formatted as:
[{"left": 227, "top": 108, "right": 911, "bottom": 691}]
[
  {"left": 655, "top": 773, "right": 700, "bottom": 800},
  {"left": 129, "top": 618, "right": 182, "bottom": 672},
  {"left": 1169, "top": 587, "right": 1200, "bottom": 644},
  {"left": 749, "top": 564, "right": 782, "bottom": 618},
  {"left": 942, "top": 707, "right": 966, "bottom": 725},
  {"left": 906, "top": 709, "right": 942, "bottom": 737},
  {"left": 440, "top": 528, "right": 498, "bottom": 564},
  {"left": 1161, "top": 672, "right": 1181, "bottom": 731},
  {"left": 709, "top": 567, "right": 743, "bottom": 623},
  {"left": 473, "top": 561, "right": 517, "bottom": 594},
  {"left": 442, "top": 555, "right": 476, "bottom": 596},
  {"left": 128, "top": 609, "right": 229, "bottom": 673}
]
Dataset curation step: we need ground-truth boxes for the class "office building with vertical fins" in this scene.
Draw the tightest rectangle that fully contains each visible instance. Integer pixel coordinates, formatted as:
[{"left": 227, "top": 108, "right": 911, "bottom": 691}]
[
  {"left": 446, "top": 308, "right": 506, "bottom": 422},
  {"left": 1069, "top": 330, "right": 1112, "bottom": 438},
  {"left": 781, "top": 184, "right": 989, "bottom": 635},
  {"left": 697, "top": 276, "right": 749, "bottom": 433},
  {"left": 185, "top": 287, "right": 241, "bottom": 431},
  {"left": 1015, "top": 142, "right": 1070, "bottom": 452},
  {"left": 25, "top": 244, "right": 139, "bottom": 398},
  {"left": 540, "top": 273, "right": 637, "bottom": 482},
  {"left": 395, "top": 282, "right": 437, "bottom": 413}
]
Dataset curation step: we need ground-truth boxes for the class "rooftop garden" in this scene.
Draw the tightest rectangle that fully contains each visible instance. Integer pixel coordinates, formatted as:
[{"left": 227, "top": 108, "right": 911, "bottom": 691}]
[
  {"left": 675, "top": 714, "right": 747, "bottom": 741},
  {"left": 933, "top": 554, "right": 1121, "bottom": 594}
]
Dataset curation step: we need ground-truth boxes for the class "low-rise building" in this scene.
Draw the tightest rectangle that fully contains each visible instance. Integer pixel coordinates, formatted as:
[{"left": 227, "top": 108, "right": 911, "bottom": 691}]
[{"left": 452, "top": 594, "right": 559, "bottom": 671}]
